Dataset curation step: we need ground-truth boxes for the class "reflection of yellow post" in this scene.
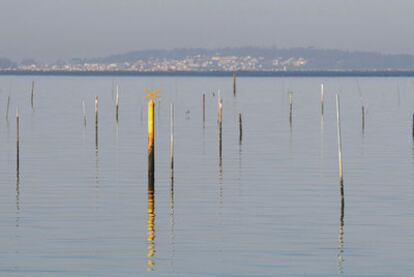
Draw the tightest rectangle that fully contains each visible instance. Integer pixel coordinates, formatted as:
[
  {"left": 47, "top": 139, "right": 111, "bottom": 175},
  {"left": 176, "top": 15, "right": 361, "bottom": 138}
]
[{"left": 147, "top": 188, "right": 155, "bottom": 271}]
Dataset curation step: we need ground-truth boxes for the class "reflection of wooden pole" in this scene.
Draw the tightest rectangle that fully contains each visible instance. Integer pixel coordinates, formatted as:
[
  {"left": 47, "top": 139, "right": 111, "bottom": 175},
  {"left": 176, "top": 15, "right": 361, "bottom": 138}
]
[
  {"left": 202, "top": 93, "right": 205, "bottom": 127},
  {"left": 6, "top": 96, "right": 10, "bottom": 120},
  {"left": 233, "top": 72, "right": 236, "bottom": 97},
  {"left": 239, "top": 113, "right": 242, "bottom": 144},
  {"left": 147, "top": 187, "right": 155, "bottom": 271},
  {"left": 336, "top": 94, "right": 344, "bottom": 182},
  {"left": 115, "top": 87, "right": 119, "bottom": 122},
  {"left": 148, "top": 100, "right": 155, "bottom": 187},
  {"left": 337, "top": 179, "right": 345, "bottom": 274},
  {"left": 16, "top": 109, "right": 20, "bottom": 173}
]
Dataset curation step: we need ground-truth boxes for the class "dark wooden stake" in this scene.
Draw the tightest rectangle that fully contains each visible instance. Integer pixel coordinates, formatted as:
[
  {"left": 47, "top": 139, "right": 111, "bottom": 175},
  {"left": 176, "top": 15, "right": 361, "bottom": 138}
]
[{"left": 233, "top": 72, "right": 237, "bottom": 97}]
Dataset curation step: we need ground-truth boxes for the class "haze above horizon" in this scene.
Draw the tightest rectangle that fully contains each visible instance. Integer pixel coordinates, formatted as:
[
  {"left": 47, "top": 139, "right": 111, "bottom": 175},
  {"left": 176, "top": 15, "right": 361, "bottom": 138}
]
[{"left": 1, "top": 0, "right": 413, "bottom": 62}]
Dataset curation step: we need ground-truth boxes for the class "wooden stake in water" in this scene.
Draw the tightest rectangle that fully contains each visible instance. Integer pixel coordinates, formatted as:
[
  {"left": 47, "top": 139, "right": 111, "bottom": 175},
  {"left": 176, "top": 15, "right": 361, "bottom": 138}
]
[
  {"left": 6, "top": 96, "right": 10, "bottom": 120},
  {"left": 288, "top": 91, "right": 293, "bottom": 127},
  {"left": 321, "top": 83, "right": 324, "bottom": 116},
  {"left": 148, "top": 99, "right": 155, "bottom": 185},
  {"left": 115, "top": 86, "right": 120, "bottom": 122},
  {"left": 202, "top": 93, "right": 205, "bottom": 128},
  {"left": 82, "top": 100, "right": 87, "bottom": 126},
  {"left": 95, "top": 96, "right": 99, "bottom": 149},
  {"left": 144, "top": 88, "right": 160, "bottom": 187},
  {"left": 31, "top": 81, "right": 35, "bottom": 109},
  {"left": 218, "top": 91, "right": 223, "bottom": 173},
  {"left": 218, "top": 90, "right": 223, "bottom": 124},
  {"left": 336, "top": 94, "right": 344, "bottom": 182},
  {"left": 357, "top": 80, "right": 365, "bottom": 133},
  {"left": 362, "top": 105, "right": 365, "bottom": 133},
  {"left": 239, "top": 113, "right": 242, "bottom": 144},
  {"left": 170, "top": 103, "right": 174, "bottom": 171},
  {"left": 412, "top": 113, "right": 414, "bottom": 137},
  {"left": 16, "top": 109, "right": 20, "bottom": 173},
  {"left": 233, "top": 72, "right": 237, "bottom": 97}
]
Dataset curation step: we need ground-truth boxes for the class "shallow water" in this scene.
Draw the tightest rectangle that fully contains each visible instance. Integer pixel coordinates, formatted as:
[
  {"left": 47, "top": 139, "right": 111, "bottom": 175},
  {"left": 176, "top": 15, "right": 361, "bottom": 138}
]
[{"left": 0, "top": 76, "right": 413, "bottom": 276}]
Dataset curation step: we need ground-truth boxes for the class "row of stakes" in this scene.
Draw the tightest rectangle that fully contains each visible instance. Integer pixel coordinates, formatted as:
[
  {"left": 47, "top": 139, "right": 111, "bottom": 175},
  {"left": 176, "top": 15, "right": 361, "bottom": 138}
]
[
  {"left": 5, "top": 76, "right": 407, "bottom": 272},
  {"left": 10, "top": 78, "right": 395, "bottom": 189},
  {"left": 6, "top": 76, "right": 376, "bottom": 272}
]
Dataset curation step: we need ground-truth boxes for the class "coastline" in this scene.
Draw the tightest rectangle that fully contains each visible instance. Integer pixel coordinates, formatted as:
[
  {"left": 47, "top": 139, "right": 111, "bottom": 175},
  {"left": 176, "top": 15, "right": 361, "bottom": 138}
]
[{"left": 2, "top": 70, "right": 414, "bottom": 77}]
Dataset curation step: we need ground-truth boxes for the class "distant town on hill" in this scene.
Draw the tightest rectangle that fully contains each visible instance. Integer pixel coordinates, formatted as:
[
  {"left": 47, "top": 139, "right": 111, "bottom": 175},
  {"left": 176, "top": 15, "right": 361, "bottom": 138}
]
[{"left": 2, "top": 47, "right": 414, "bottom": 72}]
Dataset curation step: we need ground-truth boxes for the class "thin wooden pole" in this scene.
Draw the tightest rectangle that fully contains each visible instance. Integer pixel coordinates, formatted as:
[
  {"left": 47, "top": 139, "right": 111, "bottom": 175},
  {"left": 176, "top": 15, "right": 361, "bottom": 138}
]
[
  {"left": 115, "top": 87, "right": 119, "bottom": 122},
  {"left": 170, "top": 103, "right": 174, "bottom": 171},
  {"left": 321, "top": 83, "right": 324, "bottom": 116},
  {"left": 95, "top": 96, "right": 99, "bottom": 150},
  {"left": 218, "top": 90, "right": 223, "bottom": 124},
  {"left": 289, "top": 91, "right": 293, "bottom": 127},
  {"left": 218, "top": 91, "right": 223, "bottom": 173},
  {"left": 233, "top": 72, "right": 237, "bottom": 97},
  {"left": 82, "top": 100, "right": 86, "bottom": 126},
  {"left": 6, "top": 96, "right": 10, "bottom": 120},
  {"left": 412, "top": 113, "right": 414, "bottom": 137},
  {"left": 362, "top": 105, "right": 365, "bottom": 133},
  {"left": 336, "top": 94, "right": 344, "bottom": 183},
  {"left": 31, "top": 80, "right": 34, "bottom": 109},
  {"left": 16, "top": 108, "right": 20, "bottom": 173},
  {"left": 202, "top": 93, "right": 205, "bottom": 128}
]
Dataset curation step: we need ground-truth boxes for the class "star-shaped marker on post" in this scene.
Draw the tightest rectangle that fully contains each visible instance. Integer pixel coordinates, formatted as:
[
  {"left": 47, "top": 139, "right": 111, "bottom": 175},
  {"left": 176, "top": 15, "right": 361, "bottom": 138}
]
[{"left": 144, "top": 88, "right": 161, "bottom": 102}]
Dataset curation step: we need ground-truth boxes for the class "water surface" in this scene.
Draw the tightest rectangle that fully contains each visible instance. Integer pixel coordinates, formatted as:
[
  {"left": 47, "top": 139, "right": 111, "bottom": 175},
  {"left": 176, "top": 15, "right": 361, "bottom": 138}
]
[{"left": 0, "top": 76, "right": 413, "bottom": 276}]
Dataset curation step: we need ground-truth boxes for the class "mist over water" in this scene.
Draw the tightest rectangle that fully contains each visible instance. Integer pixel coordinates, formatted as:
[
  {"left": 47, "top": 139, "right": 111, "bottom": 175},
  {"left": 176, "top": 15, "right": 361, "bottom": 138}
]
[{"left": 0, "top": 76, "right": 413, "bottom": 276}]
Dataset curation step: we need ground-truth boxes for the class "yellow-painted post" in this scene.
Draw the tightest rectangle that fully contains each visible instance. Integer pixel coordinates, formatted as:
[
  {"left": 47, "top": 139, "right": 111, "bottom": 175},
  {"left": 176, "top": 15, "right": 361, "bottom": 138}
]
[{"left": 148, "top": 99, "right": 155, "bottom": 186}]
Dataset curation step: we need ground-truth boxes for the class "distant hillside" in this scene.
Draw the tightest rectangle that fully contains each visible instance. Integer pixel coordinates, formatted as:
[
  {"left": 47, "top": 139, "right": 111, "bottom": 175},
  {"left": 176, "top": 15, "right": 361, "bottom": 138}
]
[{"left": 85, "top": 47, "right": 414, "bottom": 71}]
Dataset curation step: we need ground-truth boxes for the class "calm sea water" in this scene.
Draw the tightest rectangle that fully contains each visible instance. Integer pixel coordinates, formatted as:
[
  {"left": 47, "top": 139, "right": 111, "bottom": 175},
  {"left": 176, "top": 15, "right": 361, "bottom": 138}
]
[{"left": 0, "top": 76, "right": 413, "bottom": 276}]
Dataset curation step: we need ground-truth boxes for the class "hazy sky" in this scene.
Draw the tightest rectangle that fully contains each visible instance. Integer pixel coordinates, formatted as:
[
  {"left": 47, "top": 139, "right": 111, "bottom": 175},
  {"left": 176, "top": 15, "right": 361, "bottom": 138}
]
[{"left": 1, "top": 0, "right": 413, "bottom": 62}]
